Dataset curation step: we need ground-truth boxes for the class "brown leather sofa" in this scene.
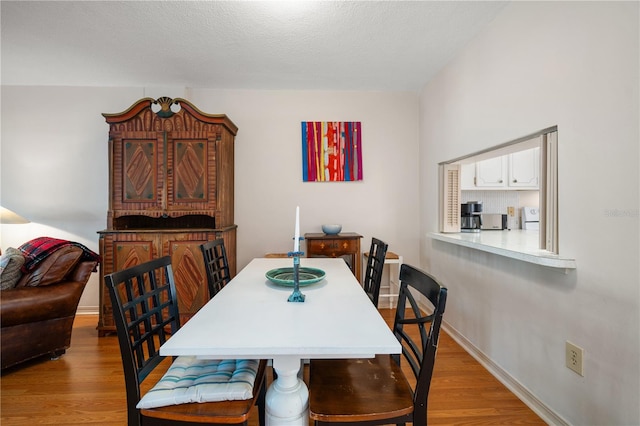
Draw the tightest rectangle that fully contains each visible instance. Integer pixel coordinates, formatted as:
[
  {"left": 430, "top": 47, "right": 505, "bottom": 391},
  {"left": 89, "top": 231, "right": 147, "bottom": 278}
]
[{"left": 1, "top": 244, "right": 98, "bottom": 370}]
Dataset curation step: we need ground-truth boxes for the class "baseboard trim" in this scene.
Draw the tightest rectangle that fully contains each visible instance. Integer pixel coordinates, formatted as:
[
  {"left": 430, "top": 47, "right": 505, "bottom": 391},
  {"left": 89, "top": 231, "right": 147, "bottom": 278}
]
[
  {"left": 77, "top": 306, "right": 99, "bottom": 315},
  {"left": 442, "top": 321, "right": 569, "bottom": 426}
]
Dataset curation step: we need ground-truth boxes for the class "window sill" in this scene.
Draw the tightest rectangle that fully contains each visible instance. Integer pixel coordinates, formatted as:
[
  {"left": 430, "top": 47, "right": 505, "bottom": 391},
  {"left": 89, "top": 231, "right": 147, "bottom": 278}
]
[{"left": 429, "top": 230, "right": 576, "bottom": 270}]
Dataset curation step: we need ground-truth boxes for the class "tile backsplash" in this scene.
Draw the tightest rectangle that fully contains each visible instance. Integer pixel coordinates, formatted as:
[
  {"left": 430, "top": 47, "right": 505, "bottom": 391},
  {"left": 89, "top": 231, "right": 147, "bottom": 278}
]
[{"left": 461, "top": 190, "right": 539, "bottom": 229}]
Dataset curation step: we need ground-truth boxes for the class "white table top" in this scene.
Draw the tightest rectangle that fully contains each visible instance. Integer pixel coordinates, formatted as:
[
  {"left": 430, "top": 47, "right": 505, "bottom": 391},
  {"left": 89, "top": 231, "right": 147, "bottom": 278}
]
[{"left": 160, "top": 257, "right": 401, "bottom": 359}]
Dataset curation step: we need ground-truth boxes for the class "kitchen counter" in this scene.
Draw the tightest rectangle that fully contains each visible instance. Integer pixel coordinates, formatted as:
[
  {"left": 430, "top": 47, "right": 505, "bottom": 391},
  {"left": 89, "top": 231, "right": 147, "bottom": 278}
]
[{"left": 429, "top": 230, "right": 576, "bottom": 270}]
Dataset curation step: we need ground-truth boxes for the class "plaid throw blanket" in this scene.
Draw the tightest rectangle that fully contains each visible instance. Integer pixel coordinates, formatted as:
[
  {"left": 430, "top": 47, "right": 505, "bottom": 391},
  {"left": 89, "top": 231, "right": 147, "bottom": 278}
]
[{"left": 19, "top": 237, "right": 101, "bottom": 273}]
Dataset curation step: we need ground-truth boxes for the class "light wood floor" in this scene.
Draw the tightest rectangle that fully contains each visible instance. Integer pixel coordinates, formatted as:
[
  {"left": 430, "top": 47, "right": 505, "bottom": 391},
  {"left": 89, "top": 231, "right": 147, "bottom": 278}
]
[{"left": 1, "top": 312, "right": 545, "bottom": 425}]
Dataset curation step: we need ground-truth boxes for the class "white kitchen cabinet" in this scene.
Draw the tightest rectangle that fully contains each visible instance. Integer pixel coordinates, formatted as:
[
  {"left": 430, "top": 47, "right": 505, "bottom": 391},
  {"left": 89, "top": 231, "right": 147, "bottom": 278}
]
[
  {"left": 462, "top": 147, "right": 539, "bottom": 190},
  {"left": 475, "top": 156, "right": 508, "bottom": 188},
  {"left": 460, "top": 163, "right": 476, "bottom": 190},
  {"left": 508, "top": 147, "right": 539, "bottom": 188}
]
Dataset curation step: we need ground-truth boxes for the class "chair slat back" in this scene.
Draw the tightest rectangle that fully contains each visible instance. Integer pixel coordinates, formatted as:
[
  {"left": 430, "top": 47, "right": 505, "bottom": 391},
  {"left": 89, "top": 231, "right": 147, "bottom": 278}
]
[
  {"left": 104, "top": 256, "right": 181, "bottom": 425},
  {"left": 393, "top": 263, "right": 447, "bottom": 424},
  {"left": 200, "top": 238, "right": 231, "bottom": 299},
  {"left": 362, "top": 237, "right": 388, "bottom": 306}
]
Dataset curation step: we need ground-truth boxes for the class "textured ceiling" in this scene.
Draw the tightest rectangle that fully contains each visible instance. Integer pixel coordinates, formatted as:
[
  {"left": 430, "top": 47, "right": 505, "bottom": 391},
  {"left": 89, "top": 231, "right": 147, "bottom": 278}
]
[{"left": 1, "top": 1, "right": 508, "bottom": 92}]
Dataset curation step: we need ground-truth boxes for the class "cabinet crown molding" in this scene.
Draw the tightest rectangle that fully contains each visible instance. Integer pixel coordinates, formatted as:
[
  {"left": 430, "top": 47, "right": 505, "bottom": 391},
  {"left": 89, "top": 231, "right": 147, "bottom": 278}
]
[{"left": 102, "top": 97, "right": 238, "bottom": 136}]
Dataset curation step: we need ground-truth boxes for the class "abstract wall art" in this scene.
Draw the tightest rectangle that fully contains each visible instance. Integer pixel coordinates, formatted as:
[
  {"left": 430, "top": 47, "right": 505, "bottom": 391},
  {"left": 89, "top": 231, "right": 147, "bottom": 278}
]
[{"left": 301, "top": 121, "right": 363, "bottom": 182}]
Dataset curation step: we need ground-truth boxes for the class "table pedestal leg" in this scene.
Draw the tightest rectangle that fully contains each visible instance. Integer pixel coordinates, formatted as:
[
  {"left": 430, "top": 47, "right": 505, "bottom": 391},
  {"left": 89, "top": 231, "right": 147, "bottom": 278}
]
[{"left": 266, "top": 356, "right": 308, "bottom": 425}]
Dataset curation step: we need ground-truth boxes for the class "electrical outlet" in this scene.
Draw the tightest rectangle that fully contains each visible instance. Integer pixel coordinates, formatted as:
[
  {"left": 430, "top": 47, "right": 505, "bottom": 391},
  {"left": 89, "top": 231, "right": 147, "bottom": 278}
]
[
  {"left": 566, "top": 341, "right": 584, "bottom": 376},
  {"left": 507, "top": 206, "right": 515, "bottom": 216}
]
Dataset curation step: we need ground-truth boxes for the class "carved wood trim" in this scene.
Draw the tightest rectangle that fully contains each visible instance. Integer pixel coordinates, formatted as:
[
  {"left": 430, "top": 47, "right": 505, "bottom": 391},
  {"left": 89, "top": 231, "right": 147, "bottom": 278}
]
[{"left": 103, "top": 97, "right": 238, "bottom": 136}]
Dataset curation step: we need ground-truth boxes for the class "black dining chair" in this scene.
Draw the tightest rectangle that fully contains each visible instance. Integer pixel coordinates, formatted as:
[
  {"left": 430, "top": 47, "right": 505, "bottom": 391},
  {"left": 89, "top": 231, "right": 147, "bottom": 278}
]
[
  {"left": 309, "top": 263, "right": 447, "bottom": 425},
  {"left": 200, "top": 238, "right": 232, "bottom": 299},
  {"left": 105, "top": 256, "right": 266, "bottom": 426},
  {"left": 362, "top": 237, "right": 388, "bottom": 307}
]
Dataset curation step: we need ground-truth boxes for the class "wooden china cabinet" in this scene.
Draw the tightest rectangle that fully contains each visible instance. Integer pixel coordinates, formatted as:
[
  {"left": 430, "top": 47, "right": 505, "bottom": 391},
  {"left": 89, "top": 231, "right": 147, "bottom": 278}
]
[{"left": 97, "top": 97, "right": 237, "bottom": 336}]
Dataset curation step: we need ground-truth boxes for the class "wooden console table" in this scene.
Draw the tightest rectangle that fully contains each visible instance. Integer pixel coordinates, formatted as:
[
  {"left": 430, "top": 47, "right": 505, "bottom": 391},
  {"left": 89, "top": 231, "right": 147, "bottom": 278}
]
[{"left": 304, "top": 232, "right": 362, "bottom": 282}]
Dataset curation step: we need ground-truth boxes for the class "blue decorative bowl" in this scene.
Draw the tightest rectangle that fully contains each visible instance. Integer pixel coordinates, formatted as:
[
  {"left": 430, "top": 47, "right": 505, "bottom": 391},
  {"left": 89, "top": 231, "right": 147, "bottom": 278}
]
[{"left": 322, "top": 224, "right": 342, "bottom": 235}]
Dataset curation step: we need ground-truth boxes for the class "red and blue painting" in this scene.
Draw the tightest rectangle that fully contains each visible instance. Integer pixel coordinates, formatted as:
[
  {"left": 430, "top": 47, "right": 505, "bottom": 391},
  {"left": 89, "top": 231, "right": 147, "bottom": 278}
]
[{"left": 301, "top": 121, "right": 363, "bottom": 182}]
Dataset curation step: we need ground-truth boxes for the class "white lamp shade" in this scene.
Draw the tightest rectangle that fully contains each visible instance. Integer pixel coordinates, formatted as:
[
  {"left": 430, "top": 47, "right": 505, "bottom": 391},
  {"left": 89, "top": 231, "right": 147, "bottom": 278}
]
[{"left": 0, "top": 206, "right": 30, "bottom": 224}]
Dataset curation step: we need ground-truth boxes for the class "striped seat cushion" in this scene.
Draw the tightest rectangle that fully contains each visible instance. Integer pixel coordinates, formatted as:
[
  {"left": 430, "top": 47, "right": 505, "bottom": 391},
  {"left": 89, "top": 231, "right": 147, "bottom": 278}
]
[{"left": 137, "top": 357, "right": 259, "bottom": 409}]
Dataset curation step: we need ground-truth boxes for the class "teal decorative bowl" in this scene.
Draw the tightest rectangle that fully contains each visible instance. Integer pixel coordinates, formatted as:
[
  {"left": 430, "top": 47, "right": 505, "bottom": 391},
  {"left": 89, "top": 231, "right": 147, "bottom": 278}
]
[
  {"left": 322, "top": 224, "right": 342, "bottom": 235},
  {"left": 265, "top": 267, "right": 326, "bottom": 287}
]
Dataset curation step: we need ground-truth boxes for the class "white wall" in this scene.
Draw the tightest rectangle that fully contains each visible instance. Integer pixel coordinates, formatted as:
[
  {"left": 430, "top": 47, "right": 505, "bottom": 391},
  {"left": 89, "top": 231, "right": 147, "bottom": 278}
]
[
  {"left": 188, "top": 90, "right": 419, "bottom": 269},
  {"left": 1, "top": 87, "right": 419, "bottom": 309},
  {"left": 0, "top": 87, "right": 140, "bottom": 308},
  {"left": 419, "top": 2, "right": 639, "bottom": 425}
]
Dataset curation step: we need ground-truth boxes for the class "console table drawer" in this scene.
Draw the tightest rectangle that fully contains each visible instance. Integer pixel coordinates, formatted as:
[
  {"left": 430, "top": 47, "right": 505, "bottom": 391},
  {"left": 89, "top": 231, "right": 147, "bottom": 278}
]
[
  {"left": 304, "top": 232, "right": 362, "bottom": 282},
  {"left": 307, "top": 238, "right": 358, "bottom": 254}
]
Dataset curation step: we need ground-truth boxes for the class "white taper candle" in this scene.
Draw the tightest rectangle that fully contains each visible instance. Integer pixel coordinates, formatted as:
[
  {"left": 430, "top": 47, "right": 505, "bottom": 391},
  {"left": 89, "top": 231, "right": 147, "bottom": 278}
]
[{"left": 294, "top": 206, "right": 300, "bottom": 252}]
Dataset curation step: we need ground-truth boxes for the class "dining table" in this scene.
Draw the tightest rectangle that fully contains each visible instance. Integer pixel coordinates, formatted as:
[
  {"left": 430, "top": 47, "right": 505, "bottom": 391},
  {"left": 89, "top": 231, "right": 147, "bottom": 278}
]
[{"left": 160, "top": 257, "right": 401, "bottom": 425}]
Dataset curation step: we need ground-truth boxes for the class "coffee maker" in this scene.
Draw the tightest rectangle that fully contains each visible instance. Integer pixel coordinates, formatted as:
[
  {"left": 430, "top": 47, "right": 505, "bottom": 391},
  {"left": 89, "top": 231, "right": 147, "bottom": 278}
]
[{"left": 461, "top": 201, "right": 483, "bottom": 233}]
